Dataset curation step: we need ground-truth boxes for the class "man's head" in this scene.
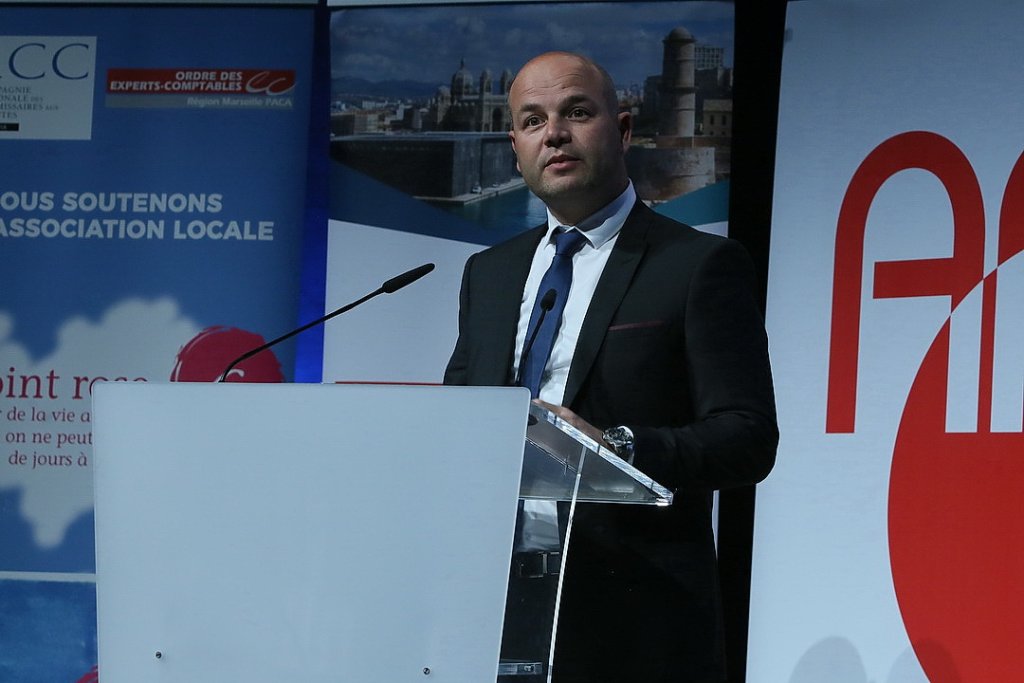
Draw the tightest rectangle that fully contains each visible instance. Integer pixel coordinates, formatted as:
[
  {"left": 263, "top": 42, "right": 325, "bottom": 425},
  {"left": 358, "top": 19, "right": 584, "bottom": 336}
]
[{"left": 507, "top": 52, "right": 632, "bottom": 226}]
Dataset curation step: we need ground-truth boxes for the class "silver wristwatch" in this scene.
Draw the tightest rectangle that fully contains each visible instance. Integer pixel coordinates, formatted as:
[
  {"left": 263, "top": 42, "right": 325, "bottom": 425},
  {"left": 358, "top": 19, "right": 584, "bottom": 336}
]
[{"left": 602, "top": 425, "right": 635, "bottom": 463}]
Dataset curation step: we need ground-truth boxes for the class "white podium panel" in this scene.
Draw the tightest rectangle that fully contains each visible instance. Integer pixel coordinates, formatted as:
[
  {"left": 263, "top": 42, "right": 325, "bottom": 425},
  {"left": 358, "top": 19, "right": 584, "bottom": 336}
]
[{"left": 93, "top": 383, "right": 530, "bottom": 683}]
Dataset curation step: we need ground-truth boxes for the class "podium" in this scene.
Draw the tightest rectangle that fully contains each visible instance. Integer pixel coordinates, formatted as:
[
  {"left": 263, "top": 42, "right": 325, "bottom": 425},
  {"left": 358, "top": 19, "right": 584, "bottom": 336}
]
[
  {"left": 500, "top": 402, "right": 672, "bottom": 679},
  {"left": 93, "top": 383, "right": 671, "bottom": 682}
]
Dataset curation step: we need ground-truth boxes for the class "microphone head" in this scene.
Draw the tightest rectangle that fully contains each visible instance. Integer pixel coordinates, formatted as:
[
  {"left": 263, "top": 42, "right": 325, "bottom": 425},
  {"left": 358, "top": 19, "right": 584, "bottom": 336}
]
[
  {"left": 540, "top": 288, "right": 557, "bottom": 311},
  {"left": 382, "top": 263, "right": 435, "bottom": 294}
]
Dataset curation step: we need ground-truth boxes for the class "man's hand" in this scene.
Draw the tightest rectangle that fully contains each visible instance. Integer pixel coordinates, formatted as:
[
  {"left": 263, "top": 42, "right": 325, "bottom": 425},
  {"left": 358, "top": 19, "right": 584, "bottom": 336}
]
[{"left": 534, "top": 399, "right": 609, "bottom": 449}]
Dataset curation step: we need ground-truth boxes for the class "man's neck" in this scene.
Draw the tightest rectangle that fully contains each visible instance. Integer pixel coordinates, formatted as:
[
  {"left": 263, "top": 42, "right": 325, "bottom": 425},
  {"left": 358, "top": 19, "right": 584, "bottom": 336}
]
[
  {"left": 547, "top": 180, "right": 630, "bottom": 228},
  {"left": 546, "top": 181, "right": 634, "bottom": 231}
]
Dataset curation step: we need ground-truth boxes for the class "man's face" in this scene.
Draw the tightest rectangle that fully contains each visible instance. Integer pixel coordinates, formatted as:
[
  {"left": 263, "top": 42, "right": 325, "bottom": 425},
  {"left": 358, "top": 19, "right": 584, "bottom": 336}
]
[{"left": 508, "top": 53, "right": 631, "bottom": 226}]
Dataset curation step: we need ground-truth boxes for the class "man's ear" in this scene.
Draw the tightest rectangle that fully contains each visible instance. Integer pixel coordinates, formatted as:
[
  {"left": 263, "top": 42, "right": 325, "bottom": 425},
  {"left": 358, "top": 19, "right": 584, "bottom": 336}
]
[
  {"left": 509, "top": 129, "right": 522, "bottom": 173},
  {"left": 618, "top": 111, "right": 633, "bottom": 147}
]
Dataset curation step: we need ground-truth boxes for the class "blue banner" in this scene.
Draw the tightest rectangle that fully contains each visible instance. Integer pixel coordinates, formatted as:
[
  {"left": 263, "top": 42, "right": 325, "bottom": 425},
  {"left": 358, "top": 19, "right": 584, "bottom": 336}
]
[{"left": 1, "top": 6, "right": 315, "bottom": 679}]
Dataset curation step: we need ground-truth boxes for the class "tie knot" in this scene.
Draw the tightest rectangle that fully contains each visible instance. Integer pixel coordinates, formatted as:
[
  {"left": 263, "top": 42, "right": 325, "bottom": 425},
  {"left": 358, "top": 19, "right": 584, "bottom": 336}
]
[{"left": 553, "top": 229, "right": 587, "bottom": 257}]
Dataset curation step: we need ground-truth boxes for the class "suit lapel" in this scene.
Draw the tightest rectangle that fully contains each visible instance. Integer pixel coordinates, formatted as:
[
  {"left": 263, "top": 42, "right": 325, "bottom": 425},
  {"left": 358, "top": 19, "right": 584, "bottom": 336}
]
[
  {"left": 563, "top": 203, "right": 650, "bottom": 407},
  {"left": 485, "top": 225, "right": 546, "bottom": 384}
]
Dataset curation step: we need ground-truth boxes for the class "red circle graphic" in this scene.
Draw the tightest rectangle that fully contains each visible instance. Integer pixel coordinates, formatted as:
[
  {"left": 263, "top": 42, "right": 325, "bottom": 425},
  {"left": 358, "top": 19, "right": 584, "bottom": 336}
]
[{"left": 889, "top": 322, "right": 1024, "bottom": 680}]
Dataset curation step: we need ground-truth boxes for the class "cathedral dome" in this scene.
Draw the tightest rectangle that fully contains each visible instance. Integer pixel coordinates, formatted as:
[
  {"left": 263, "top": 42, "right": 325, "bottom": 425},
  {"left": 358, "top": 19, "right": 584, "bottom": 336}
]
[{"left": 451, "top": 59, "right": 474, "bottom": 96}]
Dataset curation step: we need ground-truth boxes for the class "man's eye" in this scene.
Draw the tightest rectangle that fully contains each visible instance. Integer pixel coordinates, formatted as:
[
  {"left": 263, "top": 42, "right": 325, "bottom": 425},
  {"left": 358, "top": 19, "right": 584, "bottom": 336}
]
[
  {"left": 568, "top": 108, "right": 590, "bottom": 119},
  {"left": 523, "top": 116, "right": 542, "bottom": 127}
]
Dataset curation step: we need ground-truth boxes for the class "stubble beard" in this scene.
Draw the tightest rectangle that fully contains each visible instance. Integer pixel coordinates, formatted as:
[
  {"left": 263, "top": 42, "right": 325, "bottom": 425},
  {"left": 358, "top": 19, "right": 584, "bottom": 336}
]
[
  {"left": 529, "top": 160, "right": 624, "bottom": 225},
  {"left": 526, "top": 161, "right": 599, "bottom": 220}
]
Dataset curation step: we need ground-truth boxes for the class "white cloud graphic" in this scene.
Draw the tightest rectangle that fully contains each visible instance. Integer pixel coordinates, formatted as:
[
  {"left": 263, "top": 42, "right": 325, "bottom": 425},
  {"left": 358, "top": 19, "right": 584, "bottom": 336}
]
[{"left": 0, "top": 298, "right": 200, "bottom": 549}]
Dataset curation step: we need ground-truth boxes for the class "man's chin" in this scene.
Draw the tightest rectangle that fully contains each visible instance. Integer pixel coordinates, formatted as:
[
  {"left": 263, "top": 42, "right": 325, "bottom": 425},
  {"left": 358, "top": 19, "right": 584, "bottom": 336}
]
[{"left": 535, "top": 176, "right": 590, "bottom": 202}]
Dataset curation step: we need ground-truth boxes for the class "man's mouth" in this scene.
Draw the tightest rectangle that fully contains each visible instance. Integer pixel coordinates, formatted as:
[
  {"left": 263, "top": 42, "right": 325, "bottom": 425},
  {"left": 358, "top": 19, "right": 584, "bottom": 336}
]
[{"left": 545, "top": 154, "right": 580, "bottom": 169}]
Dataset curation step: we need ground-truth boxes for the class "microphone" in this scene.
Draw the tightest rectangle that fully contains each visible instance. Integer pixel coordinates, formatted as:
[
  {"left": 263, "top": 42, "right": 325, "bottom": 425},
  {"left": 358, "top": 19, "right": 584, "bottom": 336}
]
[
  {"left": 515, "top": 288, "right": 557, "bottom": 388},
  {"left": 218, "top": 262, "right": 435, "bottom": 382},
  {"left": 382, "top": 262, "right": 434, "bottom": 294}
]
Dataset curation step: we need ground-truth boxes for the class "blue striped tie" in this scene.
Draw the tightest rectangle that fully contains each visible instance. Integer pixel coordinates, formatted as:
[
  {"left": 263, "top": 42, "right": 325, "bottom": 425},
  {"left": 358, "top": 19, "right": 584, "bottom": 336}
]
[{"left": 519, "top": 229, "right": 588, "bottom": 397}]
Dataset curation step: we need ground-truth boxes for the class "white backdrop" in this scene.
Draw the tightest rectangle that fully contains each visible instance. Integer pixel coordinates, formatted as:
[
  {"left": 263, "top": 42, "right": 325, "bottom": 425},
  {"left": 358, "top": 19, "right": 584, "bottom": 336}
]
[
  {"left": 749, "top": 1, "right": 1024, "bottom": 681},
  {"left": 322, "top": 221, "right": 475, "bottom": 384}
]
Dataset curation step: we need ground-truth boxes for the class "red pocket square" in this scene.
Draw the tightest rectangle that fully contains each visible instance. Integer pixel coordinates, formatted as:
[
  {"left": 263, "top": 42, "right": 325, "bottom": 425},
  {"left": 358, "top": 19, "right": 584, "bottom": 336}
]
[{"left": 607, "top": 320, "right": 665, "bottom": 332}]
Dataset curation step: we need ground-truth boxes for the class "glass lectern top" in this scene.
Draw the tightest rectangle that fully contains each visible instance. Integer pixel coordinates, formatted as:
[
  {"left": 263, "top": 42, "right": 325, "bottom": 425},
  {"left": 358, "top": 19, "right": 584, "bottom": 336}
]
[{"left": 521, "top": 403, "right": 673, "bottom": 506}]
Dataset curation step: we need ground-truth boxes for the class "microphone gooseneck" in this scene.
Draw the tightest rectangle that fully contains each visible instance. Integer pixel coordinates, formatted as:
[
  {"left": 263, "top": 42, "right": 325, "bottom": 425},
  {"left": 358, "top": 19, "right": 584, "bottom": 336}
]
[
  {"left": 218, "top": 262, "right": 435, "bottom": 382},
  {"left": 515, "top": 288, "right": 557, "bottom": 389}
]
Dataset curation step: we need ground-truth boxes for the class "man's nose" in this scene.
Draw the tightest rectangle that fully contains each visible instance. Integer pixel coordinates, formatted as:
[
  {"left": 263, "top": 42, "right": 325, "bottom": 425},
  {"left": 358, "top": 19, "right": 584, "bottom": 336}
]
[{"left": 543, "top": 118, "right": 570, "bottom": 146}]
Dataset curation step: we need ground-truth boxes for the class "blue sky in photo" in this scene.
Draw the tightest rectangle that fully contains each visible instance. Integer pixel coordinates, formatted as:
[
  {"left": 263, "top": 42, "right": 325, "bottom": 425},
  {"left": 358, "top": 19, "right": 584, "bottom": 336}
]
[{"left": 330, "top": 1, "right": 734, "bottom": 94}]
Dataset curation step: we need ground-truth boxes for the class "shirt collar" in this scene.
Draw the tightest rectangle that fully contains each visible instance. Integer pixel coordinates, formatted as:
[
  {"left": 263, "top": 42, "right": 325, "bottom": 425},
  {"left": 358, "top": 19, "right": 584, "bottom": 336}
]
[{"left": 544, "top": 181, "right": 637, "bottom": 250}]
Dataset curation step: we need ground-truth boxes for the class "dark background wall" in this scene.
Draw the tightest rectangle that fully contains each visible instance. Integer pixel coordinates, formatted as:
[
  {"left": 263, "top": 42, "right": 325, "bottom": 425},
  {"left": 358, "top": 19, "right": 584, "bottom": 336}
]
[{"left": 719, "top": 1, "right": 787, "bottom": 680}]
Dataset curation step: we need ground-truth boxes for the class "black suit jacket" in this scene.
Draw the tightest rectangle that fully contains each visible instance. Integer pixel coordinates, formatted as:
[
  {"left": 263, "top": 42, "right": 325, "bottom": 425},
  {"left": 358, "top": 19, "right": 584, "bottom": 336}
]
[{"left": 445, "top": 200, "right": 778, "bottom": 682}]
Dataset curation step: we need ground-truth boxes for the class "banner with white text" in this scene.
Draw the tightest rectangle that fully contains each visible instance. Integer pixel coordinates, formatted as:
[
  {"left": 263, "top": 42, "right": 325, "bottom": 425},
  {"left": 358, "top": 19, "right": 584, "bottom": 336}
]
[{"left": 1, "top": 6, "right": 314, "bottom": 680}]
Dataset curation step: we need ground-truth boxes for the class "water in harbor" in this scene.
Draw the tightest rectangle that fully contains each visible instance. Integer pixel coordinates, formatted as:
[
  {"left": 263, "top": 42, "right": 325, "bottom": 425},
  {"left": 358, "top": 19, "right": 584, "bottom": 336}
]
[{"left": 432, "top": 185, "right": 548, "bottom": 245}]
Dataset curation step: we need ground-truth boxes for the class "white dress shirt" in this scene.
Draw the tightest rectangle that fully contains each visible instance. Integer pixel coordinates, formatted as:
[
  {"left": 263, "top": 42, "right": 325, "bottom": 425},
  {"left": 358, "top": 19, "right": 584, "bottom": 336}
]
[{"left": 512, "top": 182, "right": 637, "bottom": 404}]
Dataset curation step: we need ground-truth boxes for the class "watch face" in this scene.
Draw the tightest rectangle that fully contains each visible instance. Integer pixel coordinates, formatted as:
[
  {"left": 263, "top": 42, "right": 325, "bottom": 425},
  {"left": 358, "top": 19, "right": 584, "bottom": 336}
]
[
  {"left": 605, "top": 427, "right": 629, "bottom": 447},
  {"left": 603, "top": 426, "right": 635, "bottom": 463}
]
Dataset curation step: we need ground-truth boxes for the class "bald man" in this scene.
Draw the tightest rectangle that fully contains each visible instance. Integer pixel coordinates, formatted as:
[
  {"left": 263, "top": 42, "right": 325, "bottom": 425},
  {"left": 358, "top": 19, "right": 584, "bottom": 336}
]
[{"left": 445, "top": 52, "right": 778, "bottom": 682}]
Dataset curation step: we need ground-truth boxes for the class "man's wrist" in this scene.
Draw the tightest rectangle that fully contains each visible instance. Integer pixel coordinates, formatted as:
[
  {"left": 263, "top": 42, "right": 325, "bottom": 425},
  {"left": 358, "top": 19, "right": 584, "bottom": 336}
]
[{"left": 602, "top": 425, "right": 635, "bottom": 464}]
